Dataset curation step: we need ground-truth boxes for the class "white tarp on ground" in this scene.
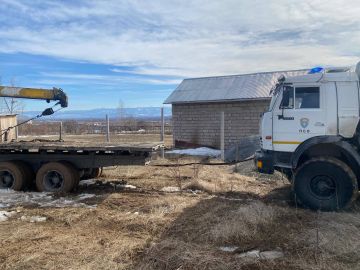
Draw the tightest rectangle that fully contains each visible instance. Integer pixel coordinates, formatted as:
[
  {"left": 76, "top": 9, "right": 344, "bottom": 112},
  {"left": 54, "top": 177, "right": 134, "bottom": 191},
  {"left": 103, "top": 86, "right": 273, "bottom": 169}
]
[
  {"left": 0, "top": 189, "right": 97, "bottom": 209},
  {"left": 166, "top": 147, "right": 221, "bottom": 157}
]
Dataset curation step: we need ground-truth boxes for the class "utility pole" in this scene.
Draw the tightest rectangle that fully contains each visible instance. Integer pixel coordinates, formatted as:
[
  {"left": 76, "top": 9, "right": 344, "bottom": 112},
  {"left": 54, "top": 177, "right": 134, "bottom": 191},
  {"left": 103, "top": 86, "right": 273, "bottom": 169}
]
[
  {"left": 106, "top": 114, "right": 110, "bottom": 142},
  {"left": 59, "top": 121, "right": 63, "bottom": 141},
  {"left": 160, "top": 107, "right": 165, "bottom": 158}
]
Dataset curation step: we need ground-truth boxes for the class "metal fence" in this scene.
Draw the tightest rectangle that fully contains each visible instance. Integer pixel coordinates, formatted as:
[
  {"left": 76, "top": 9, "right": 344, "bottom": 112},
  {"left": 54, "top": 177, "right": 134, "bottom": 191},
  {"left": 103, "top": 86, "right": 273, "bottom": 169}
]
[
  {"left": 17, "top": 115, "right": 173, "bottom": 145},
  {"left": 18, "top": 120, "right": 172, "bottom": 135}
]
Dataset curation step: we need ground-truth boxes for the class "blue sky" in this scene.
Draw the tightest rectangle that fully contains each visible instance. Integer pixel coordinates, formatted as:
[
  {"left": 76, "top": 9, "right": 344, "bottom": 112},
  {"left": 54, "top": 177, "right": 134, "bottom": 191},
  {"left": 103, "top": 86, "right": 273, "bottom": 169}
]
[
  {"left": 0, "top": 52, "right": 178, "bottom": 110},
  {"left": 0, "top": 0, "right": 359, "bottom": 111}
]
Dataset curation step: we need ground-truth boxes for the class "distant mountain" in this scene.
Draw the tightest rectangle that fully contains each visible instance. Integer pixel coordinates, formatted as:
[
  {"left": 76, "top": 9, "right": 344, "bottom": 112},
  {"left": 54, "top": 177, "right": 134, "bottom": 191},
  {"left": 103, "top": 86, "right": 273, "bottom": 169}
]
[{"left": 20, "top": 107, "right": 172, "bottom": 120}]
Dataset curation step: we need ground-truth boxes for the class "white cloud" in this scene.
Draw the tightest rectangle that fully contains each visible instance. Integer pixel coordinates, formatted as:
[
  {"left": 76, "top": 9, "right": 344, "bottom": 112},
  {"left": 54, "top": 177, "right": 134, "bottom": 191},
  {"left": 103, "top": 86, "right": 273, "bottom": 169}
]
[
  {"left": 0, "top": 0, "right": 359, "bottom": 78},
  {"left": 39, "top": 72, "right": 181, "bottom": 85}
]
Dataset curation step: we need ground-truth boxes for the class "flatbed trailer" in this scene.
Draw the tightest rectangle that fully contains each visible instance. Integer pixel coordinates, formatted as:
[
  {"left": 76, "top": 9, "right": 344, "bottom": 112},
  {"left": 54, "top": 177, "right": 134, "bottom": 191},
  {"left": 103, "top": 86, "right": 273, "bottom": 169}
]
[{"left": 0, "top": 140, "right": 163, "bottom": 193}]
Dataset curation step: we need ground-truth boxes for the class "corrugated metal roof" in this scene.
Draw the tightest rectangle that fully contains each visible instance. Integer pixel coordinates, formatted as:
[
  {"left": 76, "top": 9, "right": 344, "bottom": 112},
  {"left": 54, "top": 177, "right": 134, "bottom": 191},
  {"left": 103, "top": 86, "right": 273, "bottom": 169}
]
[{"left": 164, "top": 69, "right": 308, "bottom": 104}]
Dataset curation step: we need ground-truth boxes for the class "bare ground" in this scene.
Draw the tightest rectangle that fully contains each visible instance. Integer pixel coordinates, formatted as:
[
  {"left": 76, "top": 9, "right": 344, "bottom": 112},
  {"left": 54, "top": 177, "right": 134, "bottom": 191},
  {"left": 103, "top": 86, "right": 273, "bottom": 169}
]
[{"left": 1, "top": 137, "right": 360, "bottom": 269}]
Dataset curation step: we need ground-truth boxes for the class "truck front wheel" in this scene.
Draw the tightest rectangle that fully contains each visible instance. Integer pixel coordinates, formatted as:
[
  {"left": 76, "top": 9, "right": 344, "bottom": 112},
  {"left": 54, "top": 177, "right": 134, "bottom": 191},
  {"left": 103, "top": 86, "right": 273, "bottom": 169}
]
[{"left": 294, "top": 158, "right": 358, "bottom": 211}]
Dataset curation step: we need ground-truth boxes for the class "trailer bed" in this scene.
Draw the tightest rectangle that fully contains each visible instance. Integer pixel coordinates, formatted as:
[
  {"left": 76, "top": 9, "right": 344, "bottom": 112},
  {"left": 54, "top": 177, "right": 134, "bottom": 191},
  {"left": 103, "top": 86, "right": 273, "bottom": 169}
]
[
  {"left": 0, "top": 140, "right": 163, "bottom": 171},
  {"left": 0, "top": 141, "right": 163, "bottom": 152}
]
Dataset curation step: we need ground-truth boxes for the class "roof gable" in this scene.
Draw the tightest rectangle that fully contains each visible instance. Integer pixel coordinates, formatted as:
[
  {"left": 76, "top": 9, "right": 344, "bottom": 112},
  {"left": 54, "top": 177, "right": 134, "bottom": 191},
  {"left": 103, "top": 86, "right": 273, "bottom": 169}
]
[{"left": 164, "top": 69, "right": 308, "bottom": 104}]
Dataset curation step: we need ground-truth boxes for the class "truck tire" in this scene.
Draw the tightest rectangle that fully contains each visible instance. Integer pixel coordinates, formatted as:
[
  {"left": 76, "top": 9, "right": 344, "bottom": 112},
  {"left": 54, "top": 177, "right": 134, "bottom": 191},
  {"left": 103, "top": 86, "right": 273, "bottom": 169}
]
[
  {"left": 281, "top": 168, "right": 293, "bottom": 183},
  {"left": 293, "top": 157, "right": 358, "bottom": 211},
  {"left": 80, "top": 168, "right": 92, "bottom": 180},
  {"left": 36, "top": 162, "right": 77, "bottom": 193},
  {"left": 0, "top": 161, "right": 27, "bottom": 191},
  {"left": 13, "top": 161, "right": 35, "bottom": 190},
  {"left": 90, "top": 167, "right": 102, "bottom": 179},
  {"left": 80, "top": 168, "right": 101, "bottom": 180},
  {"left": 59, "top": 161, "right": 80, "bottom": 189}
]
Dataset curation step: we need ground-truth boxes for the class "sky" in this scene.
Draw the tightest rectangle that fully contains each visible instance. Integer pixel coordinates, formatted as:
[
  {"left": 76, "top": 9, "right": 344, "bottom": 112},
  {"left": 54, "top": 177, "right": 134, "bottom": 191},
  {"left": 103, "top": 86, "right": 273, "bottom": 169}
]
[{"left": 0, "top": 0, "right": 359, "bottom": 111}]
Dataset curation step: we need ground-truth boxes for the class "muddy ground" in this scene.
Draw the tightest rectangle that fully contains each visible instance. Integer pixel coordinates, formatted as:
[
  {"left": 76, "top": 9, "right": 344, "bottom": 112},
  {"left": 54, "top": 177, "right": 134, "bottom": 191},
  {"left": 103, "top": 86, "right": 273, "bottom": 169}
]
[{"left": 1, "top": 146, "right": 360, "bottom": 269}]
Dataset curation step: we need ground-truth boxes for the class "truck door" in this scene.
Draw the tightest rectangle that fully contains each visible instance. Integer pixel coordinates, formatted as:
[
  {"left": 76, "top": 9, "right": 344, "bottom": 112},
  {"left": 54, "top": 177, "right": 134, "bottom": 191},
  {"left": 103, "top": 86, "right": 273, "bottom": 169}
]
[
  {"left": 336, "top": 81, "right": 360, "bottom": 138},
  {"left": 272, "top": 84, "right": 325, "bottom": 152}
]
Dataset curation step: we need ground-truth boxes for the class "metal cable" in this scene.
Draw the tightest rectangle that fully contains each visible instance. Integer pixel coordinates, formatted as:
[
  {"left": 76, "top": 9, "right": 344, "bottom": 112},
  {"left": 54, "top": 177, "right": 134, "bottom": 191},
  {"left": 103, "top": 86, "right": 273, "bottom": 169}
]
[{"left": 0, "top": 105, "right": 64, "bottom": 138}]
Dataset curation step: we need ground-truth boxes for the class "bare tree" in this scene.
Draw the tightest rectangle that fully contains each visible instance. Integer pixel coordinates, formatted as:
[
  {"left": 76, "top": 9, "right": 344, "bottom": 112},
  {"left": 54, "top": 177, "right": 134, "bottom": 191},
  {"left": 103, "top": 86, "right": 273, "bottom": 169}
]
[{"left": 0, "top": 77, "right": 25, "bottom": 115}]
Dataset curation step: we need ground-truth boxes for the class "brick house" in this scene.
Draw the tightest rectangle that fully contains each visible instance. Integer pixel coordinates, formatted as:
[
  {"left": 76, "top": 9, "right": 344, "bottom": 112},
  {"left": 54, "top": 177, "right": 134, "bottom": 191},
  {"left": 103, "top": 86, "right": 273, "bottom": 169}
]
[{"left": 164, "top": 70, "right": 307, "bottom": 150}]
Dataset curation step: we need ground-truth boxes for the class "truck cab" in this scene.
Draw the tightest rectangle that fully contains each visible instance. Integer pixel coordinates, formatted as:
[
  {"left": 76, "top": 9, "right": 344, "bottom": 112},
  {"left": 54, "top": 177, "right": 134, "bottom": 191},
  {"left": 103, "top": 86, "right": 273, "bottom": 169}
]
[{"left": 256, "top": 63, "right": 360, "bottom": 210}]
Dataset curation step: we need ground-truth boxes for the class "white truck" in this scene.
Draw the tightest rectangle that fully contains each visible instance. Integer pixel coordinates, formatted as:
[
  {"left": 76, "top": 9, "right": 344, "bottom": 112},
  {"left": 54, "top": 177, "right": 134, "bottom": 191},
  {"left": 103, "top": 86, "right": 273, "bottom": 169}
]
[{"left": 255, "top": 62, "right": 360, "bottom": 211}]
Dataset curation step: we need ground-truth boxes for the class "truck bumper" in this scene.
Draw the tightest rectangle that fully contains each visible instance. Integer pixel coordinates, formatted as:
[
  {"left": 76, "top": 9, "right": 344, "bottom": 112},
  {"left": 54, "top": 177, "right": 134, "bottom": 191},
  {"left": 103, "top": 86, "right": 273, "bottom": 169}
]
[{"left": 254, "top": 150, "right": 274, "bottom": 174}]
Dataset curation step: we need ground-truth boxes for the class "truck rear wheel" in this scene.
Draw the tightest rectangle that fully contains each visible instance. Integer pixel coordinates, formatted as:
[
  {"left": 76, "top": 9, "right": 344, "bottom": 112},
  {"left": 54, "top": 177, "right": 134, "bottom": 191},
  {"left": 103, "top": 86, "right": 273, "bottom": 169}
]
[
  {"left": 294, "top": 157, "right": 358, "bottom": 211},
  {"left": 36, "top": 162, "right": 77, "bottom": 193},
  {"left": 0, "top": 161, "right": 27, "bottom": 191}
]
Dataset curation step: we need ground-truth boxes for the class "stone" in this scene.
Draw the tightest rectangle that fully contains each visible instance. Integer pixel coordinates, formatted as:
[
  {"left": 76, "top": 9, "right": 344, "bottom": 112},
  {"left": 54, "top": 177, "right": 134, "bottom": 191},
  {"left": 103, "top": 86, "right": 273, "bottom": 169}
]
[
  {"left": 237, "top": 250, "right": 261, "bottom": 259},
  {"left": 237, "top": 249, "right": 284, "bottom": 261},
  {"left": 218, "top": 246, "right": 239, "bottom": 252},
  {"left": 161, "top": 186, "right": 180, "bottom": 192}
]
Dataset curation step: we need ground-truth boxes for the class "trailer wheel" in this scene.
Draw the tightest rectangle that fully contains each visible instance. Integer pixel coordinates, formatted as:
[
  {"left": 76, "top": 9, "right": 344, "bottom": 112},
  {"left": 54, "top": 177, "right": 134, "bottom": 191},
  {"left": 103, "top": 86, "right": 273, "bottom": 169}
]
[
  {"left": 80, "top": 168, "right": 101, "bottom": 181},
  {"left": 0, "top": 161, "right": 27, "bottom": 191},
  {"left": 90, "top": 167, "right": 102, "bottom": 179},
  {"left": 80, "top": 168, "right": 92, "bottom": 180},
  {"left": 13, "top": 161, "right": 35, "bottom": 190},
  {"left": 60, "top": 161, "right": 80, "bottom": 189},
  {"left": 36, "top": 162, "right": 77, "bottom": 193},
  {"left": 294, "top": 157, "right": 358, "bottom": 211}
]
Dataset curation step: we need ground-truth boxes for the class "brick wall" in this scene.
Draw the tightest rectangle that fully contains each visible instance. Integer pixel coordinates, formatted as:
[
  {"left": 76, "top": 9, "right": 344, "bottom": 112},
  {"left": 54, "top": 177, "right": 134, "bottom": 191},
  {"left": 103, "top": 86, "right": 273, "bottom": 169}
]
[{"left": 172, "top": 100, "right": 270, "bottom": 149}]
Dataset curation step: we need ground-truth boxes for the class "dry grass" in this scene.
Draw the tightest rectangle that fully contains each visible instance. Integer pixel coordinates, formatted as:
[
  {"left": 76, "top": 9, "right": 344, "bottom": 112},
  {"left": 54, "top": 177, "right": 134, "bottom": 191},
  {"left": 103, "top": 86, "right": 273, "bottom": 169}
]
[
  {"left": 136, "top": 198, "right": 360, "bottom": 270},
  {"left": 210, "top": 201, "right": 280, "bottom": 245},
  {"left": 1, "top": 135, "right": 360, "bottom": 269},
  {"left": 0, "top": 193, "right": 199, "bottom": 270}
]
